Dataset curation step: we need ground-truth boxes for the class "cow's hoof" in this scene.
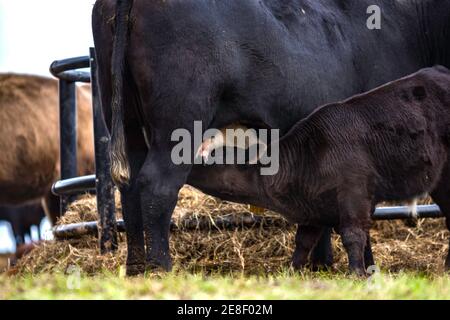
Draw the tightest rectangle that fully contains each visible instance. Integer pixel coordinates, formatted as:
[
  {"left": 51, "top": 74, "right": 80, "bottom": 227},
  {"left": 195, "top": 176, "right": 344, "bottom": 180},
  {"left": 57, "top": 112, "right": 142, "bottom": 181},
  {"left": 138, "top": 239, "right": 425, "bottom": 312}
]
[
  {"left": 146, "top": 258, "right": 172, "bottom": 273},
  {"left": 126, "top": 263, "right": 146, "bottom": 276}
]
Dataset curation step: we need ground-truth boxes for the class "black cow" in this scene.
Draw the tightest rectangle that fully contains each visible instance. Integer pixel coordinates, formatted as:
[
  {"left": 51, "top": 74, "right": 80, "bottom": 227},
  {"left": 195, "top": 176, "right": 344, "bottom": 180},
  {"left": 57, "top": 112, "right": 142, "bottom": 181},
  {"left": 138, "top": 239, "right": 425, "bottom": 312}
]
[
  {"left": 92, "top": 0, "right": 450, "bottom": 275},
  {"left": 0, "top": 203, "right": 45, "bottom": 246},
  {"left": 190, "top": 66, "right": 450, "bottom": 275}
]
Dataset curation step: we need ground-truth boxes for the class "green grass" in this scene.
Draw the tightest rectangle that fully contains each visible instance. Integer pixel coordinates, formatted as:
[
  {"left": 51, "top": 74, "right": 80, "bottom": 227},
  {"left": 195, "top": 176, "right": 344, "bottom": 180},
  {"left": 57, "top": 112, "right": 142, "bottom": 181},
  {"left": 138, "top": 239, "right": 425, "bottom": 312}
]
[{"left": 1, "top": 270, "right": 450, "bottom": 300}]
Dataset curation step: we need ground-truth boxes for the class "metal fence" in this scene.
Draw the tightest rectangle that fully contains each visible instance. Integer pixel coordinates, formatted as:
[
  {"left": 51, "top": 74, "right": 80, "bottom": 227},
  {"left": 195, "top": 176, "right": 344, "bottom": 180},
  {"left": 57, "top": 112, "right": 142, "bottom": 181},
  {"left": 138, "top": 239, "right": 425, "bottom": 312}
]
[
  {"left": 49, "top": 50, "right": 444, "bottom": 252},
  {"left": 50, "top": 48, "right": 117, "bottom": 253}
]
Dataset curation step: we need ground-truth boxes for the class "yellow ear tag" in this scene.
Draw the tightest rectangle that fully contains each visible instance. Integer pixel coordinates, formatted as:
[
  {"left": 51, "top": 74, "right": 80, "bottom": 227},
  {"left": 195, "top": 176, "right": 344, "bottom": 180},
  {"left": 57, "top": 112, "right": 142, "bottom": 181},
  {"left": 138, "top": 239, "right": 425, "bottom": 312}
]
[{"left": 249, "top": 205, "right": 265, "bottom": 214}]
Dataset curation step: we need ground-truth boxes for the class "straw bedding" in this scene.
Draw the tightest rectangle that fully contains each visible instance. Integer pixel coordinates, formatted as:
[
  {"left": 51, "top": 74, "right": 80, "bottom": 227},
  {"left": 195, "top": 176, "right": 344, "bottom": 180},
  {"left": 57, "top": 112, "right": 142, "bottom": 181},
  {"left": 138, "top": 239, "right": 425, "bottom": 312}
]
[{"left": 8, "top": 186, "right": 449, "bottom": 276}]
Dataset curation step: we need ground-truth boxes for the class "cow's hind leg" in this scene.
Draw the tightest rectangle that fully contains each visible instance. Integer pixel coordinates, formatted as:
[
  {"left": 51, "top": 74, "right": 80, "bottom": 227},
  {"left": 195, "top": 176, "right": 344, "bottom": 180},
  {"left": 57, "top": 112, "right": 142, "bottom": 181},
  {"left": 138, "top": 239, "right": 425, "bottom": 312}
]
[
  {"left": 292, "top": 225, "right": 324, "bottom": 270},
  {"left": 138, "top": 148, "right": 192, "bottom": 272},
  {"left": 121, "top": 150, "right": 147, "bottom": 276},
  {"left": 128, "top": 49, "right": 217, "bottom": 271}
]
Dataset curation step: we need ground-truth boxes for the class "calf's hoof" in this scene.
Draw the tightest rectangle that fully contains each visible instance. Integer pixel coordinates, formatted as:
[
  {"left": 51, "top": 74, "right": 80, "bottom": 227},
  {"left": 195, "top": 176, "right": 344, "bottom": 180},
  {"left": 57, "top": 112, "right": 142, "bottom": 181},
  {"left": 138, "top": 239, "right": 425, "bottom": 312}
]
[
  {"left": 126, "top": 263, "right": 146, "bottom": 277},
  {"left": 310, "top": 257, "right": 334, "bottom": 272},
  {"left": 311, "top": 254, "right": 334, "bottom": 271},
  {"left": 349, "top": 267, "right": 368, "bottom": 278},
  {"left": 292, "top": 256, "right": 331, "bottom": 272},
  {"left": 311, "top": 263, "right": 333, "bottom": 272},
  {"left": 291, "top": 259, "right": 308, "bottom": 272}
]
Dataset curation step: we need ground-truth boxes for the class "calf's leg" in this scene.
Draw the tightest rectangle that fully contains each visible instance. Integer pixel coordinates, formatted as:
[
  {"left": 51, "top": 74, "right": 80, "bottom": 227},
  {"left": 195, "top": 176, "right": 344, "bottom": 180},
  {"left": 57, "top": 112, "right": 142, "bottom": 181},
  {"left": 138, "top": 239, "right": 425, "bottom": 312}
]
[
  {"left": 310, "top": 228, "right": 334, "bottom": 270},
  {"left": 364, "top": 234, "right": 375, "bottom": 268},
  {"left": 340, "top": 226, "right": 368, "bottom": 276},
  {"left": 292, "top": 225, "right": 324, "bottom": 270},
  {"left": 430, "top": 170, "right": 450, "bottom": 271},
  {"left": 338, "top": 186, "right": 371, "bottom": 276}
]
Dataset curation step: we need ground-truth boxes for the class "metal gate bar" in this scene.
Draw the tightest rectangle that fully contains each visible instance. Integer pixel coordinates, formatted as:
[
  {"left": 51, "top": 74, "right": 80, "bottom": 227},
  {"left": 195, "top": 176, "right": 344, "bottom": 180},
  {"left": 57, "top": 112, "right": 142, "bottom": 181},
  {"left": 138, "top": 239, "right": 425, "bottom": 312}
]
[
  {"left": 58, "top": 79, "right": 78, "bottom": 213},
  {"left": 89, "top": 48, "right": 118, "bottom": 253},
  {"left": 53, "top": 204, "right": 444, "bottom": 240},
  {"left": 50, "top": 49, "right": 117, "bottom": 253}
]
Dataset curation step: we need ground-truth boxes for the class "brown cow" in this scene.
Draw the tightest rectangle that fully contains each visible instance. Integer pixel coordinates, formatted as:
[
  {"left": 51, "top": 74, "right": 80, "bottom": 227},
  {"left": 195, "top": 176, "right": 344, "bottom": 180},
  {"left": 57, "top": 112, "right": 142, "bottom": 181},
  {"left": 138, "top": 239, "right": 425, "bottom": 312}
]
[{"left": 0, "top": 74, "right": 95, "bottom": 225}]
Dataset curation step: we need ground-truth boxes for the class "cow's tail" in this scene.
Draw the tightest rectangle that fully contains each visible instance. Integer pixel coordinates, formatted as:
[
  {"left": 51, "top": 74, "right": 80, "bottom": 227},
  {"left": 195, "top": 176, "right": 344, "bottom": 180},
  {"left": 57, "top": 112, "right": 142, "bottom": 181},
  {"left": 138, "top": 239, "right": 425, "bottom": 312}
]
[{"left": 110, "top": 0, "right": 133, "bottom": 187}]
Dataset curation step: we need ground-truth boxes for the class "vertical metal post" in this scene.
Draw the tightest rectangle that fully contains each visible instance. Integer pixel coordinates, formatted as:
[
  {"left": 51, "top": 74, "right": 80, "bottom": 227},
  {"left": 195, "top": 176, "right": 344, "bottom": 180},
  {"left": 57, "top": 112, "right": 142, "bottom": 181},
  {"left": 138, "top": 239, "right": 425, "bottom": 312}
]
[
  {"left": 59, "top": 80, "right": 78, "bottom": 215},
  {"left": 90, "top": 48, "right": 118, "bottom": 253}
]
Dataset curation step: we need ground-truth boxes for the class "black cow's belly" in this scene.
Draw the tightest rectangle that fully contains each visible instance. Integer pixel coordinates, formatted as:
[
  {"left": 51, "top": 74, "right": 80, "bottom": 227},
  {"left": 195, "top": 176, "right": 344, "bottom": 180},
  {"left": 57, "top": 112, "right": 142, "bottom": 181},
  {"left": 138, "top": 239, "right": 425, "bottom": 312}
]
[
  {"left": 128, "top": 0, "right": 425, "bottom": 137},
  {"left": 187, "top": 0, "right": 425, "bottom": 188}
]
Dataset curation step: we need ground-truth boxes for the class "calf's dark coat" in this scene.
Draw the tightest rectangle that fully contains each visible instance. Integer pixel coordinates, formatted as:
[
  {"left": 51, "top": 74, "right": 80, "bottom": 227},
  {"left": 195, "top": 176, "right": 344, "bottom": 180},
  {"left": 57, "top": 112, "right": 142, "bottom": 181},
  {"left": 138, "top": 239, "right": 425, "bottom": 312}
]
[
  {"left": 189, "top": 67, "right": 450, "bottom": 274},
  {"left": 92, "top": 0, "right": 450, "bottom": 275}
]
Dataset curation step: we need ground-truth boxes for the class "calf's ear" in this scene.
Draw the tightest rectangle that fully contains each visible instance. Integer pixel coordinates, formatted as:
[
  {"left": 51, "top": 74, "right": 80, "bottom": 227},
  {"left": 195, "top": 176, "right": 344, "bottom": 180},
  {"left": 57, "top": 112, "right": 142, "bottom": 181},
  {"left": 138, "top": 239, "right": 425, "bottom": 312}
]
[{"left": 411, "top": 85, "right": 427, "bottom": 101}]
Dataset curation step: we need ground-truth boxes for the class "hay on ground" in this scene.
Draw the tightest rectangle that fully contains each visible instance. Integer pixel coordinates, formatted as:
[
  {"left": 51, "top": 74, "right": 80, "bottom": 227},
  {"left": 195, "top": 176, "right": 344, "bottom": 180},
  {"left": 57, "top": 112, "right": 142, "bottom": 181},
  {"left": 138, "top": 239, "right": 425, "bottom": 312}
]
[{"left": 10, "top": 186, "right": 450, "bottom": 276}]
